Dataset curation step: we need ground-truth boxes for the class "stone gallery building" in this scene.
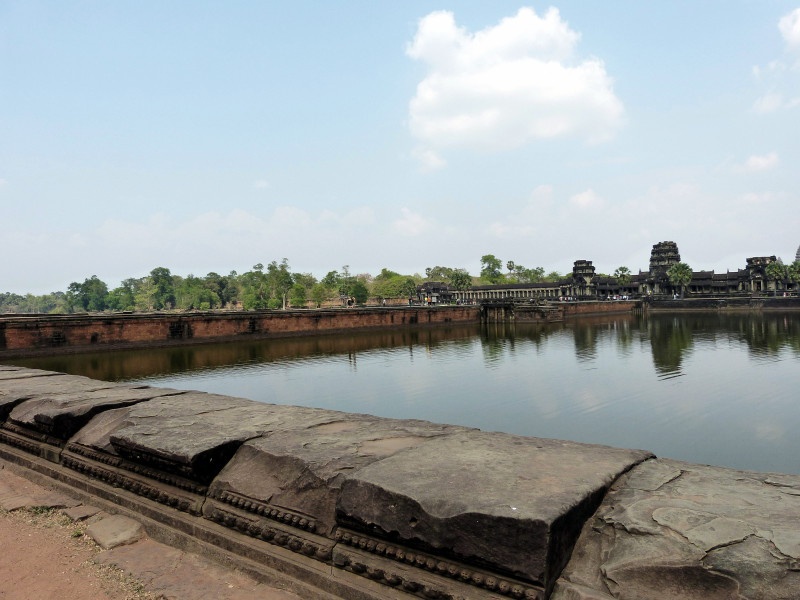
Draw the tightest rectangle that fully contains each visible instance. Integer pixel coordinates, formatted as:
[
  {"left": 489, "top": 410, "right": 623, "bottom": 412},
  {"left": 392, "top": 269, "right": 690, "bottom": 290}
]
[{"left": 450, "top": 241, "right": 794, "bottom": 303}]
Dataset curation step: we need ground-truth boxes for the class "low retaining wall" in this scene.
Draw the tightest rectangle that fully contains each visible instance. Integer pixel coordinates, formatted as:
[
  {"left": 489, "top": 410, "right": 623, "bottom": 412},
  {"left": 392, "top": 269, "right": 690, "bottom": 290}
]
[
  {"left": 562, "top": 300, "right": 637, "bottom": 317},
  {"left": 646, "top": 296, "right": 800, "bottom": 312},
  {"left": 0, "top": 366, "right": 797, "bottom": 599},
  {"left": 0, "top": 307, "right": 479, "bottom": 358}
]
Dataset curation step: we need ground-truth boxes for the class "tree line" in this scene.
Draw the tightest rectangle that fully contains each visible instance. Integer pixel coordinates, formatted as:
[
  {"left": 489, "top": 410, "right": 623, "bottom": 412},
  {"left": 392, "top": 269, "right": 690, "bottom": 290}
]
[
  {"left": 4, "top": 255, "right": 798, "bottom": 314},
  {"left": 0, "top": 259, "right": 459, "bottom": 314},
  {"left": 0, "top": 254, "right": 568, "bottom": 315}
]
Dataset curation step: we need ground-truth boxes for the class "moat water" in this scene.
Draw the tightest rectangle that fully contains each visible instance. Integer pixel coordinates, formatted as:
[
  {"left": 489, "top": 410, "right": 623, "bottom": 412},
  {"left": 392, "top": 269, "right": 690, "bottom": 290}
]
[{"left": 10, "top": 312, "right": 800, "bottom": 474}]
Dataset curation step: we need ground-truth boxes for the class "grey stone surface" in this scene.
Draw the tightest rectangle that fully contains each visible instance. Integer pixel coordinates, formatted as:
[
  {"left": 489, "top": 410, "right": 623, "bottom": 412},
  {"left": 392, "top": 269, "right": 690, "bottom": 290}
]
[
  {"left": 74, "top": 393, "right": 351, "bottom": 484},
  {"left": 0, "top": 371, "right": 110, "bottom": 420},
  {"left": 63, "top": 504, "right": 103, "bottom": 521},
  {"left": 210, "top": 415, "right": 468, "bottom": 535},
  {"left": 336, "top": 430, "right": 653, "bottom": 591},
  {"left": 86, "top": 513, "right": 144, "bottom": 549},
  {"left": 552, "top": 459, "right": 800, "bottom": 600},
  {"left": 7, "top": 384, "right": 185, "bottom": 439}
]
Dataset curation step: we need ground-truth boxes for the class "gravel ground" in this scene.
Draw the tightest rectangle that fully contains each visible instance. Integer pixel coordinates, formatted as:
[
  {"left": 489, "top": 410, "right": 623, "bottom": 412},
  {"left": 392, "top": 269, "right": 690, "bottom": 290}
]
[{"left": 0, "top": 506, "right": 157, "bottom": 600}]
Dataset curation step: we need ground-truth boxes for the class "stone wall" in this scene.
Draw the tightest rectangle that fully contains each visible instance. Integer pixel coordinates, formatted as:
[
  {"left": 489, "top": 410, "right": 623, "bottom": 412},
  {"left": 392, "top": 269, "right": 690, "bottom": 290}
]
[
  {"left": 0, "top": 306, "right": 480, "bottom": 357},
  {"left": 0, "top": 366, "right": 797, "bottom": 599},
  {"left": 562, "top": 300, "right": 637, "bottom": 317}
]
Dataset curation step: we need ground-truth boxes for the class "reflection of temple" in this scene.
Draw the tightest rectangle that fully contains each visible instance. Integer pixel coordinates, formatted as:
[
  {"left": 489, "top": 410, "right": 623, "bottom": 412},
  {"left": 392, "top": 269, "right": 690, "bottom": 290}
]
[{"left": 450, "top": 241, "right": 795, "bottom": 302}]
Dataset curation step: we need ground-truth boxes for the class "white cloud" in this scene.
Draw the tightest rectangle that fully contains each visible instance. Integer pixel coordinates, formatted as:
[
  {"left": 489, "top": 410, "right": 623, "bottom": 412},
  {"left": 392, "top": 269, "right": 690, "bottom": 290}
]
[
  {"left": 743, "top": 152, "right": 779, "bottom": 171},
  {"left": 779, "top": 8, "right": 800, "bottom": 49},
  {"left": 753, "top": 92, "right": 786, "bottom": 113},
  {"left": 406, "top": 8, "right": 623, "bottom": 167},
  {"left": 530, "top": 184, "right": 554, "bottom": 204},
  {"left": 752, "top": 9, "right": 800, "bottom": 112},
  {"left": 253, "top": 179, "right": 269, "bottom": 189},
  {"left": 569, "top": 188, "right": 604, "bottom": 209},
  {"left": 0, "top": 178, "right": 7, "bottom": 187},
  {"left": 740, "top": 191, "right": 777, "bottom": 205},
  {"left": 411, "top": 147, "right": 447, "bottom": 171},
  {"left": 393, "top": 207, "right": 433, "bottom": 236}
]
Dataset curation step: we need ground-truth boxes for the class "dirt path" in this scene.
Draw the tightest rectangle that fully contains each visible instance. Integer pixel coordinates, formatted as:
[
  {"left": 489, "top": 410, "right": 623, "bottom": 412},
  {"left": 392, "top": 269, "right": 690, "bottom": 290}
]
[
  {"left": 0, "top": 462, "right": 304, "bottom": 600},
  {"left": 0, "top": 507, "right": 153, "bottom": 600}
]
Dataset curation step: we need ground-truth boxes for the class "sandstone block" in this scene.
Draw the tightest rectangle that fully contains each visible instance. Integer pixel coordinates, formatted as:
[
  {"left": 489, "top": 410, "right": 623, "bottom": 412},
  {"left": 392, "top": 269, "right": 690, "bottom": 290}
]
[
  {"left": 336, "top": 430, "right": 652, "bottom": 593},
  {"left": 552, "top": 459, "right": 800, "bottom": 600}
]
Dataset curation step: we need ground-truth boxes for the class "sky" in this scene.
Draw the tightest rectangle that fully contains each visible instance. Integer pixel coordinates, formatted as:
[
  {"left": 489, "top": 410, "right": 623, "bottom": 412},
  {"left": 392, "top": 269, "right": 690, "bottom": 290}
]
[{"left": 2, "top": 1, "right": 799, "bottom": 294}]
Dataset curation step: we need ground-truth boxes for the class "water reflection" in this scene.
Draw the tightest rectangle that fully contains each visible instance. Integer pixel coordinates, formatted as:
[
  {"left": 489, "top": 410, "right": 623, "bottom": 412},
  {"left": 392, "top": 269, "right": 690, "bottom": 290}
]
[
  {"left": 6, "top": 312, "right": 800, "bottom": 474},
  {"left": 646, "top": 317, "right": 693, "bottom": 379}
]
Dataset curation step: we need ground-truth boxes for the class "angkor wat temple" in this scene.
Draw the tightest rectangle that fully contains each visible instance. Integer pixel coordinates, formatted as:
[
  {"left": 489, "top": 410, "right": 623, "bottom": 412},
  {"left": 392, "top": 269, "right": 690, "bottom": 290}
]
[{"left": 426, "top": 241, "right": 793, "bottom": 303}]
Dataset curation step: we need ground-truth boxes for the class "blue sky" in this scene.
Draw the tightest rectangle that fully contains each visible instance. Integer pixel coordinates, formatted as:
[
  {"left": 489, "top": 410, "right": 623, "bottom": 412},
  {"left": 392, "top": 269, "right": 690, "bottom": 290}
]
[{"left": 2, "top": 1, "right": 799, "bottom": 294}]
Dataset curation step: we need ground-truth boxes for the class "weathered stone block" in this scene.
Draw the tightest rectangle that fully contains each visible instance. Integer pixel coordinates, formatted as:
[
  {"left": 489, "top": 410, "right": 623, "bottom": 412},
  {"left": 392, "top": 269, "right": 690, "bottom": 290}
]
[
  {"left": 0, "top": 370, "right": 111, "bottom": 420},
  {"left": 552, "top": 459, "right": 800, "bottom": 600},
  {"left": 7, "top": 385, "right": 185, "bottom": 440},
  {"left": 336, "top": 430, "right": 652, "bottom": 593},
  {"left": 209, "top": 416, "right": 468, "bottom": 536}
]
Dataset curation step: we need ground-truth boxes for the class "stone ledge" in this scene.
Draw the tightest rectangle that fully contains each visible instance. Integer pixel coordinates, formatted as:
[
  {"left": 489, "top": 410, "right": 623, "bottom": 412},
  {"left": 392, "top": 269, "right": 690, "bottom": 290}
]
[
  {"left": 2, "top": 366, "right": 796, "bottom": 599},
  {"left": 551, "top": 459, "right": 800, "bottom": 600}
]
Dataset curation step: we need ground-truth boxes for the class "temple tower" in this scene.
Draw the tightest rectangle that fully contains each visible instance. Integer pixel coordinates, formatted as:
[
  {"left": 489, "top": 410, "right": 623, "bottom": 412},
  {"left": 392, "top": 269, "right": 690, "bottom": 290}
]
[
  {"left": 648, "top": 241, "right": 681, "bottom": 294},
  {"left": 571, "top": 260, "right": 596, "bottom": 297}
]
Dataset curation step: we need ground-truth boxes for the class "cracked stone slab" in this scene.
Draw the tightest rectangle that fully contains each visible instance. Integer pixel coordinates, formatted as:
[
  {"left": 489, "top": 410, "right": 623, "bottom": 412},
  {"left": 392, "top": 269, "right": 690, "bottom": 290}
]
[
  {"left": 0, "top": 371, "right": 114, "bottom": 420},
  {"left": 336, "top": 430, "right": 652, "bottom": 592},
  {"left": 6, "top": 384, "right": 186, "bottom": 440},
  {"left": 552, "top": 459, "right": 800, "bottom": 600},
  {"left": 72, "top": 394, "right": 350, "bottom": 485},
  {"left": 209, "top": 415, "right": 470, "bottom": 536},
  {"left": 63, "top": 504, "right": 103, "bottom": 521}
]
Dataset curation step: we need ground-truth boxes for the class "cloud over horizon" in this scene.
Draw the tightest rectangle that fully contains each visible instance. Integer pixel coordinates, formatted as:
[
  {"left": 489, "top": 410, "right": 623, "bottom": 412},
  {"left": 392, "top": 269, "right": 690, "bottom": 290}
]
[{"left": 406, "top": 7, "right": 624, "bottom": 169}]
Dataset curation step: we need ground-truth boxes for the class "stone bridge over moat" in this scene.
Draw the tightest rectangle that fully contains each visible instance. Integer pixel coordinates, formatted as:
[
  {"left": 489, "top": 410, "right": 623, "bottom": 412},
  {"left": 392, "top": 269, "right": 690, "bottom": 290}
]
[{"left": 0, "top": 365, "right": 798, "bottom": 599}]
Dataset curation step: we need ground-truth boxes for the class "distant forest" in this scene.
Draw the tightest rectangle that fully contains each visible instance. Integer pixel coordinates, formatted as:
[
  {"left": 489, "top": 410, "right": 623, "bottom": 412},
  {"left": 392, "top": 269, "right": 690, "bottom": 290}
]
[{"left": 1, "top": 255, "right": 569, "bottom": 314}]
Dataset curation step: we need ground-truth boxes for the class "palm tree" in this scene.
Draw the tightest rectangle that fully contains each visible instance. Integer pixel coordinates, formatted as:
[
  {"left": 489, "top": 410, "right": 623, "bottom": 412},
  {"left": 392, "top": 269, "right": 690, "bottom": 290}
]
[
  {"left": 667, "top": 262, "right": 693, "bottom": 299},
  {"left": 787, "top": 261, "right": 800, "bottom": 295},
  {"left": 614, "top": 266, "right": 631, "bottom": 295}
]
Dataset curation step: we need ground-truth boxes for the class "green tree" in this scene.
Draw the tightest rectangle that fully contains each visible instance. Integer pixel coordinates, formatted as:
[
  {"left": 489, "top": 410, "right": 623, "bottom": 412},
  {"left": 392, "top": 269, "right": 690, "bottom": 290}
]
[
  {"left": 240, "top": 264, "right": 269, "bottom": 310},
  {"left": 506, "top": 261, "right": 515, "bottom": 276},
  {"left": 267, "top": 259, "right": 294, "bottom": 309},
  {"left": 424, "top": 266, "right": 454, "bottom": 281},
  {"left": 614, "top": 266, "right": 632, "bottom": 288},
  {"left": 66, "top": 275, "right": 109, "bottom": 312},
  {"left": 349, "top": 280, "right": 369, "bottom": 304},
  {"left": 310, "top": 283, "right": 332, "bottom": 307},
  {"left": 480, "top": 254, "right": 503, "bottom": 284},
  {"left": 149, "top": 267, "right": 175, "bottom": 310},
  {"left": 787, "top": 261, "right": 800, "bottom": 294},
  {"left": 107, "top": 278, "right": 138, "bottom": 311},
  {"left": 765, "top": 261, "right": 788, "bottom": 296},
  {"left": 544, "top": 271, "right": 563, "bottom": 282},
  {"left": 373, "top": 268, "right": 417, "bottom": 300},
  {"left": 175, "top": 274, "right": 220, "bottom": 310},
  {"left": 134, "top": 277, "right": 157, "bottom": 311},
  {"left": 667, "top": 262, "right": 693, "bottom": 298},
  {"left": 507, "top": 264, "right": 544, "bottom": 284},
  {"left": 448, "top": 268, "right": 473, "bottom": 292},
  {"left": 321, "top": 270, "right": 341, "bottom": 289},
  {"left": 289, "top": 282, "right": 307, "bottom": 307}
]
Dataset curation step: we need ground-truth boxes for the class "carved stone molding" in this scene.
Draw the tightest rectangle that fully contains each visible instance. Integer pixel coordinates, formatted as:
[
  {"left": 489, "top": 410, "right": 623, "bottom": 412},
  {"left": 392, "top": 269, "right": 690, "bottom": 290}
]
[
  {"left": 61, "top": 450, "right": 204, "bottom": 515},
  {"left": 334, "top": 528, "right": 544, "bottom": 600},
  {"left": 203, "top": 500, "right": 333, "bottom": 563},
  {"left": 210, "top": 489, "right": 318, "bottom": 534}
]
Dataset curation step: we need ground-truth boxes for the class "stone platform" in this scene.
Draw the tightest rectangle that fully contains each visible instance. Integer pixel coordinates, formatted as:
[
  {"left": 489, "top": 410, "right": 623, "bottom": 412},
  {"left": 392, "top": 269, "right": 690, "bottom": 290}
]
[{"left": 1, "top": 364, "right": 797, "bottom": 599}]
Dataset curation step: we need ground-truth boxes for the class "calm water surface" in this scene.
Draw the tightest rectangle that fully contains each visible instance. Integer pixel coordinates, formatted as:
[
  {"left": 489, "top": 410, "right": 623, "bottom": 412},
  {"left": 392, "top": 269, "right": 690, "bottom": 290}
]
[{"left": 11, "top": 312, "right": 800, "bottom": 475}]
